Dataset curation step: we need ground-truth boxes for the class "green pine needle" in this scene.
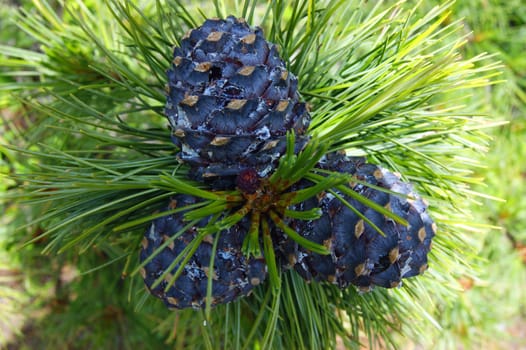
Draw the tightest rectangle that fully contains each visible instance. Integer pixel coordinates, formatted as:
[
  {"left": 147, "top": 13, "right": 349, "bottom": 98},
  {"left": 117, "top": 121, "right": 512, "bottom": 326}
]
[{"left": 268, "top": 210, "right": 330, "bottom": 255}]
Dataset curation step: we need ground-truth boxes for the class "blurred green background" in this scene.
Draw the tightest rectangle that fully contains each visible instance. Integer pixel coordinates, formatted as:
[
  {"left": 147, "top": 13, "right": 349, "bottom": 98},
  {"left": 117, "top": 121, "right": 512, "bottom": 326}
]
[{"left": 1, "top": 0, "right": 525, "bottom": 349}]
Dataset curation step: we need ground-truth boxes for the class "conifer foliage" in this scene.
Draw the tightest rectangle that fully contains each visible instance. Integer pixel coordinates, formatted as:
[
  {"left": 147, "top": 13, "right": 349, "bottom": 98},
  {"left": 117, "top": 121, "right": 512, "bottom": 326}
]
[{"left": 0, "top": 0, "right": 503, "bottom": 348}]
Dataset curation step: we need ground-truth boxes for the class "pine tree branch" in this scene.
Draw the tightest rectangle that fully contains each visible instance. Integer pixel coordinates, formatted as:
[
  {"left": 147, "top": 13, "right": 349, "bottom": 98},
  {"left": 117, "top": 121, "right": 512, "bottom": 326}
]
[{"left": 0, "top": 0, "right": 504, "bottom": 348}]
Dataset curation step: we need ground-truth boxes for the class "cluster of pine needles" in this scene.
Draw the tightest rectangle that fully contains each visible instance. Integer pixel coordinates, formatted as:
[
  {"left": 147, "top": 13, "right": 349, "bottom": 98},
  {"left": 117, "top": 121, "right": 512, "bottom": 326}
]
[{"left": 1, "top": 0, "right": 524, "bottom": 349}]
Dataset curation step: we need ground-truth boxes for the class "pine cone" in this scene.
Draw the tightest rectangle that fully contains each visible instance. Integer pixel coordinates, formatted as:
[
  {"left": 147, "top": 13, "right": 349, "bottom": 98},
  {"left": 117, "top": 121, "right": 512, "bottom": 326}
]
[
  {"left": 278, "top": 153, "right": 436, "bottom": 290},
  {"left": 140, "top": 195, "right": 267, "bottom": 309},
  {"left": 165, "top": 16, "right": 310, "bottom": 189}
]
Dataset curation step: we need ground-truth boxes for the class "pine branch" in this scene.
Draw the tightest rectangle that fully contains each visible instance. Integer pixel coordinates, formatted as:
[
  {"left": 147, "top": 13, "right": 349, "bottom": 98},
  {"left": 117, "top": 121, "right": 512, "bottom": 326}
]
[{"left": 0, "top": 0, "right": 504, "bottom": 349}]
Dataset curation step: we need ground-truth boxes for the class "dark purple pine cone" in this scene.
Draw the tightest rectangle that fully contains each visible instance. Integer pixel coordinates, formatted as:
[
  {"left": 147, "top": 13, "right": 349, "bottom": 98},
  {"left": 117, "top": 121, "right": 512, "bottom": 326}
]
[
  {"left": 165, "top": 16, "right": 310, "bottom": 189},
  {"left": 140, "top": 194, "right": 267, "bottom": 309},
  {"left": 277, "top": 152, "right": 436, "bottom": 291}
]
